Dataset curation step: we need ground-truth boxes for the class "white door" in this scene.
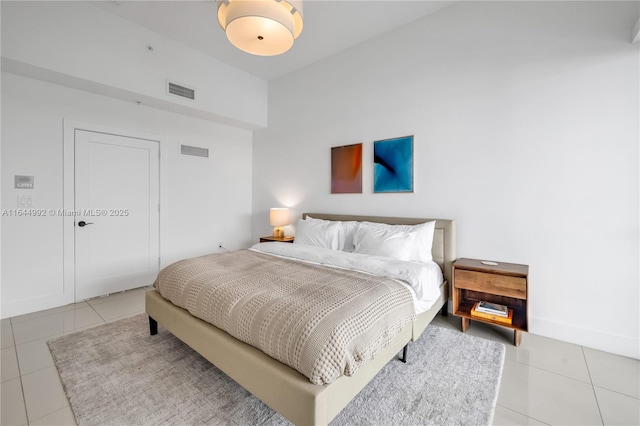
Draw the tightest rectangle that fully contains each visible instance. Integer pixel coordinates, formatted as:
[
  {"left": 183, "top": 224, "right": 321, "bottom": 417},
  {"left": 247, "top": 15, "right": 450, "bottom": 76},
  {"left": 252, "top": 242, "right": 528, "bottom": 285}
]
[{"left": 74, "top": 130, "right": 160, "bottom": 301}]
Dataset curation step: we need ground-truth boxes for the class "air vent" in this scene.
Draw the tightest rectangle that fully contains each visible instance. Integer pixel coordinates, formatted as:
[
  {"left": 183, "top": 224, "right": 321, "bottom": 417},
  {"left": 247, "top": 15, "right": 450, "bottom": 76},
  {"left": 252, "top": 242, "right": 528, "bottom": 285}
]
[
  {"left": 168, "top": 82, "right": 195, "bottom": 100},
  {"left": 181, "top": 145, "right": 209, "bottom": 158}
]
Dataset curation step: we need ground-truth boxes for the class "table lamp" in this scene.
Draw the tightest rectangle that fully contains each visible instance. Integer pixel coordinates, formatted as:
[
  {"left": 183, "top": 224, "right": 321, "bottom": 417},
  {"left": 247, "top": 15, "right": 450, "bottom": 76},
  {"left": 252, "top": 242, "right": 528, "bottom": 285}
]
[{"left": 269, "top": 208, "right": 289, "bottom": 238}]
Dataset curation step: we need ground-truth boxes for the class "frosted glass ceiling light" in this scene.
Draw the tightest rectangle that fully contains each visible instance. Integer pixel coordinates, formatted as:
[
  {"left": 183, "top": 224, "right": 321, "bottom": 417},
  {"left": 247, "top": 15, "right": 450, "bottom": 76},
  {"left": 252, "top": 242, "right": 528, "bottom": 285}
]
[{"left": 217, "top": 0, "right": 303, "bottom": 56}]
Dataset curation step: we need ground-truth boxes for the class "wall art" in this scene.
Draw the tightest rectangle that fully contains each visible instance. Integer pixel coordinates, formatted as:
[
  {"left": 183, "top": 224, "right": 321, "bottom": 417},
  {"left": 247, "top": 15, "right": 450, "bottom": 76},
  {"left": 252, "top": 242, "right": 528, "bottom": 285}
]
[
  {"left": 373, "top": 135, "right": 413, "bottom": 193},
  {"left": 331, "top": 143, "right": 363, "bottom": 194}
]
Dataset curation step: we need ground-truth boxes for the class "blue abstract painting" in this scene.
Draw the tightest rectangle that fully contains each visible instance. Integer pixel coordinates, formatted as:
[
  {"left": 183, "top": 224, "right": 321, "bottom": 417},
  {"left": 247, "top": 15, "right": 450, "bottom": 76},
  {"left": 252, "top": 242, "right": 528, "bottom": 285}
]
[{"left": 373, "top": 136, "right": 414, "bottom": 193}]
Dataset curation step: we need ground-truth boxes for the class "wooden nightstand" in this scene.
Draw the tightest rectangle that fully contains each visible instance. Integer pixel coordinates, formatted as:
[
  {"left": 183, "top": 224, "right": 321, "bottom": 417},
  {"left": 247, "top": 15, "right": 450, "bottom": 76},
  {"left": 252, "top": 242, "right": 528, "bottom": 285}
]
[
  {"left": 259, "top": 236, "right": 294, "bottom": 243},
  {"left": 452, "top": 258, "right": 529, "bottom": 346}
]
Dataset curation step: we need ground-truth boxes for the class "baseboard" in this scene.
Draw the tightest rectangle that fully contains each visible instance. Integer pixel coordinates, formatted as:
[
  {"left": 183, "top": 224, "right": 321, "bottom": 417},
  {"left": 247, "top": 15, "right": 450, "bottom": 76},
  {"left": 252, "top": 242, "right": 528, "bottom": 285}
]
[
  {"left": 1, "top": 293, "right": 74, "bottom": 319},
  {"left": 530, "top": 315, "right": 639, "bottom": 360}
]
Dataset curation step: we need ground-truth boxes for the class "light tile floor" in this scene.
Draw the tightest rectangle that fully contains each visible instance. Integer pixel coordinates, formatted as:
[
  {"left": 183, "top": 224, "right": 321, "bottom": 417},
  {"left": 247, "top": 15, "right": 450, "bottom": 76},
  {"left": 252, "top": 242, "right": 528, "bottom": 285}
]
[
  {"left": 1, "top": 290, "right": 638, "bottom": 425},
  {"left": 1, "top": 286, "right": 148, "bottom": 426},
  {"left": 430, "top": 315, "right": 640, "bottom": 426}
]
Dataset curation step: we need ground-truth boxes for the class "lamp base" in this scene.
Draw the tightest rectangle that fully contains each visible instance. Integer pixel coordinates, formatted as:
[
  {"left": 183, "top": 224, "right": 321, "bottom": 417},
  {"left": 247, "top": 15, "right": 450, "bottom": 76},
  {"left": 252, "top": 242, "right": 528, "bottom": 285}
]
[{"left": 272, "top": 226, "right": 284, "bottom": 238}]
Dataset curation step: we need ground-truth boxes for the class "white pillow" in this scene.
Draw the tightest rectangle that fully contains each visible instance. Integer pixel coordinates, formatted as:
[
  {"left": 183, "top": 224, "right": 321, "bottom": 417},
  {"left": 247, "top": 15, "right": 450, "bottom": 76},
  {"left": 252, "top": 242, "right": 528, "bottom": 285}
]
[
  {"left": 406, "top": 221, "right": 436, "bottom": 263},
  {"left": 340, "top": 221, "right": 359, "bottom": 252},
  {"left": 353, "top": 224, "right": 417, "bottom": 261},
  {"left": 304, "top": 216, "right": 359, "bottom": 252},
  {"left": 294, "top": 218, "right": 344, "bottom": 250},
  {"left": 356, "top": 221, "right": 436, "bottom": 262}
]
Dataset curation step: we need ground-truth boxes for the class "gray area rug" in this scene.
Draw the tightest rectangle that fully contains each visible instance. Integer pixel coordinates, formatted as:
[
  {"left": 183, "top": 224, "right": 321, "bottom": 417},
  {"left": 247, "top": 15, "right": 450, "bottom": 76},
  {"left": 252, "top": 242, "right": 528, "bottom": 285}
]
[{"left": 48, "top": 314, "right": 505, "bottom": 425}]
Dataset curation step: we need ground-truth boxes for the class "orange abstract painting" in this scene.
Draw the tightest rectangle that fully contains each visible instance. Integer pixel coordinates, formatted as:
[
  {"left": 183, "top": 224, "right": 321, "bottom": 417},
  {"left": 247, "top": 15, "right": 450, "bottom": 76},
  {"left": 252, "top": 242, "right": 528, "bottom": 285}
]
[{"left": 331, "top": 143, "right": 363, "bottom": 194}]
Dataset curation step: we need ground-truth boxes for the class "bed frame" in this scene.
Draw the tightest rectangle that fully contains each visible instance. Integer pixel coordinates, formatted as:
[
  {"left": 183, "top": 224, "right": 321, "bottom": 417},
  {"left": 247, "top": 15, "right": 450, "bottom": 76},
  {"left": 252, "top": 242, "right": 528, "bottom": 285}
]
[{"left": 145, "top": 213, "right": 456, "bottom": 425}]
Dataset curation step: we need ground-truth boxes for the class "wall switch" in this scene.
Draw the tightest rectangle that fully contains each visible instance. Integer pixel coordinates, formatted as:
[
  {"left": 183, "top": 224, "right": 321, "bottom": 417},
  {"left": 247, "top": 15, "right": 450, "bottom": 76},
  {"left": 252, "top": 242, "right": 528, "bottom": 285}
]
[{"left": 14, "top": 175, "right": 34, "bottom": 189}]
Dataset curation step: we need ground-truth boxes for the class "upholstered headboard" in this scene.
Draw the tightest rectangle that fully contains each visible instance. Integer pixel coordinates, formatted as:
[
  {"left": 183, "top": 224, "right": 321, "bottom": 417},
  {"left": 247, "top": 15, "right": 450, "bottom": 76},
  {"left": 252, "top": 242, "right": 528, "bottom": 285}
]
[{"left": 302, "top": 213, "right": 456, "bottom": 287}]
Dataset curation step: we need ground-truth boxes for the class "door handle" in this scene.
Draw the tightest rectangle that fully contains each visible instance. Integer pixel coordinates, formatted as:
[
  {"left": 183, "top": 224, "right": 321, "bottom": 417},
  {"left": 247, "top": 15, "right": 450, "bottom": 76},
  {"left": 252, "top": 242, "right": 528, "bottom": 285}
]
[{"left": 77, "top": 221, "right": 94, "bottom": 227}]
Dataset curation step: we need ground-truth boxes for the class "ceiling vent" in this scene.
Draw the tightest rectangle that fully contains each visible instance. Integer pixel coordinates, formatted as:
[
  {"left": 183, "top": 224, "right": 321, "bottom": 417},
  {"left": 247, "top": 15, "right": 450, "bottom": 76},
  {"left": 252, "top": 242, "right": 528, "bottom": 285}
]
[{"left": 167, "top": 81, "right": 195, "bottom": 101}]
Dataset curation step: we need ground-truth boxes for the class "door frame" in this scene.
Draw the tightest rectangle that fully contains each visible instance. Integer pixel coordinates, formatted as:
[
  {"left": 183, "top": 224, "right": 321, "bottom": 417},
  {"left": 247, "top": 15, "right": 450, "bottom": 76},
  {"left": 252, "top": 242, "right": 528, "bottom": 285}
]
[{"left": 63, "top": 120, "right": 161, "bottom": 302}]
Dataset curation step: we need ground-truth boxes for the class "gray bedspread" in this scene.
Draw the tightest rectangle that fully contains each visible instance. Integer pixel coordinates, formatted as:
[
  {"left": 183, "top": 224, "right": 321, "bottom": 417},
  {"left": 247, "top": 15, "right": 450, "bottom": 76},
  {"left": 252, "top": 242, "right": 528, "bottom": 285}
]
[{"left": 154, "top": 249, "right": 415, "bottom": 385}]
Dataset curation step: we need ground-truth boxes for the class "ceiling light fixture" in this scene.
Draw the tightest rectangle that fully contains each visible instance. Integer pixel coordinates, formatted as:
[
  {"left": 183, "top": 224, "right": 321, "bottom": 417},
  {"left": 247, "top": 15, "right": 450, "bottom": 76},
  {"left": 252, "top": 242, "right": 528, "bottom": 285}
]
[{"left": 217, "top": 0, "right": 303, "bottom": 56}]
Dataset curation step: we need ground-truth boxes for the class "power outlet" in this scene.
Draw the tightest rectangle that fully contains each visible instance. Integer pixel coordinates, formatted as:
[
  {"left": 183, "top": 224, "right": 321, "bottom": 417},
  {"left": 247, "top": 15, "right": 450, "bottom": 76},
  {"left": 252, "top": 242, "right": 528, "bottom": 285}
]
[{"left": 17, "top": 196, "right": 33, "bottom": 207}]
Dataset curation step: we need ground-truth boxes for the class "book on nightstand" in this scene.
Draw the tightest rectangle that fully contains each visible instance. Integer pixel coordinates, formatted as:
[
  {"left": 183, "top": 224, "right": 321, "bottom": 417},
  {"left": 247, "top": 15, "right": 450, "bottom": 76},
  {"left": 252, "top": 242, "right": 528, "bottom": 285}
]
[
  {"left": 471, "top": 302, "right": 513, "bottom": 324},
  {"left": 475, "top": 301, "right": 509, "bottom": 317}
]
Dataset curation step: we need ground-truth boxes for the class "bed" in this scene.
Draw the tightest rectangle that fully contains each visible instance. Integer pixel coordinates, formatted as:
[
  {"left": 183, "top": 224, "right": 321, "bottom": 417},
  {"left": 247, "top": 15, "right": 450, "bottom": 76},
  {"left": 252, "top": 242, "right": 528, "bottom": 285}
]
[{"left": 145, "top": 213, "right": 456, "bottom": 425}]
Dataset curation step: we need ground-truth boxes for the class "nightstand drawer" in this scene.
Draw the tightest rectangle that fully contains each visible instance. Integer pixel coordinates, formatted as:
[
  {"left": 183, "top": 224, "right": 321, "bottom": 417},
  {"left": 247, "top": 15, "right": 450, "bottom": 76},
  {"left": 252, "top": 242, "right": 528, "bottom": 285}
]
[{"left": 454, "top": 269, "right": 526, "bottom": 299}]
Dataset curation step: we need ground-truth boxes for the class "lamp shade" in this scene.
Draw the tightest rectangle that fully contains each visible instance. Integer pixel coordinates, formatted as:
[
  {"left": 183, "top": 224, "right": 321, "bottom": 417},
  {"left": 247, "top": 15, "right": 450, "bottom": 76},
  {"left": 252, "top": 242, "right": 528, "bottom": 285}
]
[
  {"left": 269, "top": 208, "right": 290, "bottom": 227},
  {"left": 217, "top": 0, "right": 304, "bottom": 56}
]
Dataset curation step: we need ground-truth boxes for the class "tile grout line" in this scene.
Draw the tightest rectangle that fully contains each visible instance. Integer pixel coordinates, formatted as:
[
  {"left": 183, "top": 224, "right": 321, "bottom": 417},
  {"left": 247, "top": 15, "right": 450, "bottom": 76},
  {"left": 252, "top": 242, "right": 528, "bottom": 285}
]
[
  {"left": 491, "top": 329, "right": 585, "bottom": 426},
  {"left": 494, "top": 403, "right": 553, "bottom": 425},
  {"left": 591, "top": 384, "right": 640, "bottom": 401},
  {"left": 10, "top": 302, "right": 106, "bottom": 424},
  {"left": 87, "top": 299, "right": 108, "bottom": 324},
  {"left": 494, "top": 359, "right": 594, "bottom": 425},
  {"left": 12, "top": 314, "right": 86, "bottom": 347},
  {"left": 502, "top": 357, "right": 597, "bottom": 389},
  {"left": 21, "top": 292, "right": 142, "bottom": 424},
  {"left": 16, "top": 339, "right": 63, "bottom": 379},
  {"left": 26, "top": 401, "right": 73, "bottom": 425},
  {"left": 580, "top": 346, "right": 640, "bottom": 401},
  {"left": 503, "top": 338, "right": 594, "bottom": 386},
  {"left": 581, "top": 345, "right": 605, "bottom": 425},
  {"left": 9, "top": 319, "right": 30, "bottom": 426}
]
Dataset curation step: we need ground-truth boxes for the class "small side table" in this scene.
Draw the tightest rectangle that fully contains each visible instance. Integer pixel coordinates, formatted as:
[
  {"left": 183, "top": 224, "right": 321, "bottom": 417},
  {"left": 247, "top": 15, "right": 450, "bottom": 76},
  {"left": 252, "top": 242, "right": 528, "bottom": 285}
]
[
  {"left": 452, "top": 258, "right": 529, "bottom": 346},
  {"left": 259, "top": 236, "right": 294, "bottom": 243}
]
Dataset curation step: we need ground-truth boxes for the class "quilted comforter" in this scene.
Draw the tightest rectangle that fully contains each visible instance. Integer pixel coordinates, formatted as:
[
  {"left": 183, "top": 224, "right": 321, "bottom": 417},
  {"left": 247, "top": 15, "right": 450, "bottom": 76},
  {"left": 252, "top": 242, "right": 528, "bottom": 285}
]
[{"left": 154, "top": 248, "right": 415, "bottom": 385}]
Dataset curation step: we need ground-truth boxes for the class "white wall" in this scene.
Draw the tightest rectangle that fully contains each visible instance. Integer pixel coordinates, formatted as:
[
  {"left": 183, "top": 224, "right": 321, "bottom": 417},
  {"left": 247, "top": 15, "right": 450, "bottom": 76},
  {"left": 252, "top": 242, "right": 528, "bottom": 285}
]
[
  {"left": 0, "top": 0, "right": 260, "bottom": 318},
  {"left": 253, "top": 1, "right": 640, "bottom": 358},
  {"left": 1, "top": 73, "right": 253, "bottom": 317},
  {"left": 1, "top": 1, "right": 267, "bottom": 130}
]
